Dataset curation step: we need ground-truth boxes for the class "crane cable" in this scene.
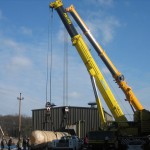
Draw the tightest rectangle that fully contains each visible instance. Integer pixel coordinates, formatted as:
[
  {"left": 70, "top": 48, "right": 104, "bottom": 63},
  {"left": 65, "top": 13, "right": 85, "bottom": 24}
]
[
  {"left": 63, "top": 28, "right": 69, "bottom": 106},
  {"left": 49, "top": 8, "right": 53, "bottom": 104},
  {"left": 46, "top": 8, "right": 53, "bottom": 104}
]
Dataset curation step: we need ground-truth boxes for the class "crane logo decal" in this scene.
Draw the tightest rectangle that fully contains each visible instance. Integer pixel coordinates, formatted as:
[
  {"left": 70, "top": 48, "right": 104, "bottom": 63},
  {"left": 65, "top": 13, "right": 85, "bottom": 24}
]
[{"left": 63, "top": 13, "right": 72, "bottom": 25}]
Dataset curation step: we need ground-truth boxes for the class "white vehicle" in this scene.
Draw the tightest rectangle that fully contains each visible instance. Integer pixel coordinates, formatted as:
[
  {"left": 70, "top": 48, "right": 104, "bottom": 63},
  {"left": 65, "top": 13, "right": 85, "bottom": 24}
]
[{"left": 51, "top": 135, "right": 82, "bottom": 150}]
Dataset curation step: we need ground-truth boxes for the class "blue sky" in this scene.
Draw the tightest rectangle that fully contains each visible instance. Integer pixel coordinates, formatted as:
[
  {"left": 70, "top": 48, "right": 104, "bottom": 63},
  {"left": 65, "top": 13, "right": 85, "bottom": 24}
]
[{"left": 0, "top": 0, "right": 150, "bottom": 119}]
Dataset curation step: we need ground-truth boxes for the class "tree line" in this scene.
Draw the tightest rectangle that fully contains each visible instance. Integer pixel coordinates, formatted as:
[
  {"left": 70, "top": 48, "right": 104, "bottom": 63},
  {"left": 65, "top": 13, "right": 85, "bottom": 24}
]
[{"left": 0, "top": 115, "right": 32, "bottom": 138}]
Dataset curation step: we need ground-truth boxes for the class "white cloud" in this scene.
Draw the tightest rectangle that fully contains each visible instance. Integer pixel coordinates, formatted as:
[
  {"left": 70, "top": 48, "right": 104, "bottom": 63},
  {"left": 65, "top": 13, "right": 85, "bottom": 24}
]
[
  {"left": 83, "top": 0, "right": 114, "bottom": 7},
  {"left": 102, "top": 17, "right": 120, "bottom": 43},
  {"left": 8, "top": 56, "right": 32, "bottom": 71},
  {"left": 20, "top": 26, "right": 32, "bottom": 36},
  {"left": 2, "top": 38, "right": 26, "bottom": 52},
  {"left": 3, "top": 38, "right": 18, "bottom": 48},
  {"left": 96, "top": 0, "right": 113, "bottom": 6},
  {"left": 86, "top": 14, "right": 120, "bottom": 44}
]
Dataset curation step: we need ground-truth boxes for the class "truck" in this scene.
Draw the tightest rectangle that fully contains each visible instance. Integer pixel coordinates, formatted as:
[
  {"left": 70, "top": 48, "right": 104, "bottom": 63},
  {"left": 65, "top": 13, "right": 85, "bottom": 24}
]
[
  {"left": 50, "top": 0, "right": 150, "bottom": 149},
  {"left": 51, "top": 135, "right": 82, "bottom": 150},
  {"left": 87, "top": 130, "right": 118, "bottom": 150}
]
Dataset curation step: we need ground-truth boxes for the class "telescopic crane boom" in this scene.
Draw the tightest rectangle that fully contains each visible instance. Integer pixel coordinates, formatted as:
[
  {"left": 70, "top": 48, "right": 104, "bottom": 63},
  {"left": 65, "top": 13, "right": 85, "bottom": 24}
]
[
  {"left": 66, "top": 5, "right": 143, "bottom": 112},
  {"left": 50, "top": 0, "right": 128, "bottom": 124}
]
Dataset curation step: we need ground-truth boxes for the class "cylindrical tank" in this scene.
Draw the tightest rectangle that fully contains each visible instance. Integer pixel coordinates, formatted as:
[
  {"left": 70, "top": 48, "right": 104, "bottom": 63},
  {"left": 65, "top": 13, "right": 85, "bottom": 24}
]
[{"left": 30, "top": 130, "right": 69, "bottom": 149}]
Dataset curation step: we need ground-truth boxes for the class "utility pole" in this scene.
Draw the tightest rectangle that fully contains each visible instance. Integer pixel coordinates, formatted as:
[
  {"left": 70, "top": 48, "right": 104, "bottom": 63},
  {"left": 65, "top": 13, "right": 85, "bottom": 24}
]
[{"left": 17, "top": 93, "right": 24, "bottom": 139}]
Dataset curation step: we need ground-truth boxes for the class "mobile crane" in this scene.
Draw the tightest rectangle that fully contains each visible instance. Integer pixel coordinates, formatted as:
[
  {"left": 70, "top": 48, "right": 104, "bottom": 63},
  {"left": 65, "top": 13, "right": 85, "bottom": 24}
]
[
  {"left": 50, "top": 0, "right": 129, "bottom": 127},
  {"left": 66, "top": 4, "right": 150, "bottom": 136},
  {"left": 66, "top": 5, "right": 143, "bottom": 112},
  {"left": 50, "top": 0, "right": 150, "bottom": 149}
]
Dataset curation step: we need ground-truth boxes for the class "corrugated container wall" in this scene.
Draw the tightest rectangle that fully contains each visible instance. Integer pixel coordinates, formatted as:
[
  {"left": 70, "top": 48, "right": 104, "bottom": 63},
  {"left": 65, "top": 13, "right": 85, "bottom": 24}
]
[{"left": 32, "top": 106, "right": 112, "bottom": 138}]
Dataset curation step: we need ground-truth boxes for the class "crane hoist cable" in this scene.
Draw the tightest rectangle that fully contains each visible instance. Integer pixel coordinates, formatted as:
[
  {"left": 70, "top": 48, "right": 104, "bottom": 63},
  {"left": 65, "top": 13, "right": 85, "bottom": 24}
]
[
  {"left": 46, "top": 8, "right": 53, "bottom": 104},
  {"left": 63, "top": 28, "right": 69, "bottom": 106},
  {"left": 44, "top": 8, "right": 55, "bottom": 131},
  {"left": 49, "top": 8, "right": 53, "bottom": 104}
]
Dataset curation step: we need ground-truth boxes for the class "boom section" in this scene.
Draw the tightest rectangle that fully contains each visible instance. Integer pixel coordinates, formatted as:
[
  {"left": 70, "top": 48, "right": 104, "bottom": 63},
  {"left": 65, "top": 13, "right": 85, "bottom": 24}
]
[
  {"left": 50, "top": 0, "right": 128, "bottom": 124},
  {"left": 90, "top": 75, "right": 106, "bottom": 128},
  {"left": 66, "top": 5, "right": 143, "bottom": 111}
]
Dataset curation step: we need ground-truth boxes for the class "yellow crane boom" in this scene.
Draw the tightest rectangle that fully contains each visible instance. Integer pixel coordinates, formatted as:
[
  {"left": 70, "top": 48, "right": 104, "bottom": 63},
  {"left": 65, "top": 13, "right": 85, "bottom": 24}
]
[
  {"left": 50, "top": 0, "right": 128, "bottom": 124},
  {"left": 66, "top": 5, "right": 144, "bottom": 111}
]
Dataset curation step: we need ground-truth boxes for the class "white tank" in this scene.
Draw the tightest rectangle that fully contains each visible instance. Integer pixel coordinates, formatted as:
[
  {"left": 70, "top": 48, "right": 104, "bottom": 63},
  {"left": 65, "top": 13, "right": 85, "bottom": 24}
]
[{"left": 30, "top": 130, "right": 69, "bottom": 149}]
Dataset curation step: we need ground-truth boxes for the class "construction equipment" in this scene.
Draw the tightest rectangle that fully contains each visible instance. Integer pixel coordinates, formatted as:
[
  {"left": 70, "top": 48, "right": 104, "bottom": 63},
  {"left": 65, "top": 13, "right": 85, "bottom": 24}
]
[
  {"left": 66, "top": 4, "right": 150, "bottom": 136},
  {"left": 50, "top": 0, "right": 150, "bottom": 149},
  {"left": 66, "top": 5, "right": 143, "bottom": 112},
  {"left": 49, "top": 0, "right": 128, "bottom": 149},
  {"left": 50, "top": 0, "right": 129, "bottom": 127}
]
